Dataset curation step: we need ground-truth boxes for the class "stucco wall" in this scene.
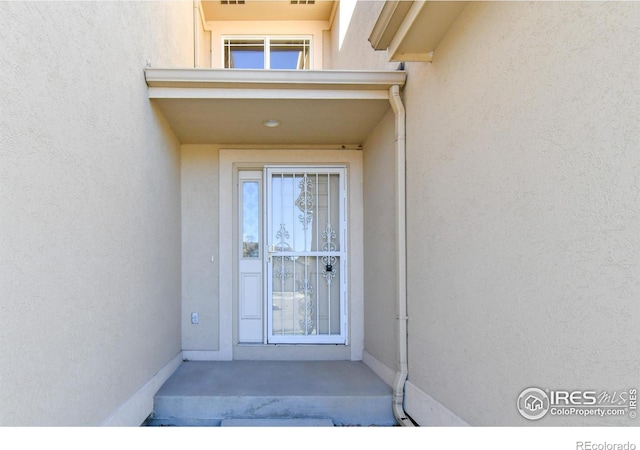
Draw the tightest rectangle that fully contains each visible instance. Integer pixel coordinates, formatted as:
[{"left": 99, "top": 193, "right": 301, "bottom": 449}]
[
  {"left": 327, "top": 0, "right": 396, "bottom": 71},
  {"left": 361, "top": 110, "right": 398, "bottom": 374},
  {"left": 403, "top": 1, "right": 640, "bottom": 425},
  {"left": 0, "top": 1, "right": 192, "bottom": 425},
  {"left": 333, "top": 0, "right": 639, "bottom": 426},
  {"left": 198, "top": 6, "right": 212, "bottom": 68},
  {"left": 181, "top": 145, "right": 220, "bottom": 351}
]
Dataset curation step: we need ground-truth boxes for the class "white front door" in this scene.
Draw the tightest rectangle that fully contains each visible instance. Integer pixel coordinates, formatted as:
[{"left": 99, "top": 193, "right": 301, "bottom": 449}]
[{"left": 237, "top": 166, "right": 348, "bottom": 344}]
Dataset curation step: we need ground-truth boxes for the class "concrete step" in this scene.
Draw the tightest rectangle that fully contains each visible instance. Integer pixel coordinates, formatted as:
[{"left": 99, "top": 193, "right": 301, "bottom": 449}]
[
  {"left": 148, "top": 361, "right": 396, "bottom": 427},
  {"left": 152, "top": 393, "right": 393, "bottom": 426},
  {"left": 220, "top": 418, "right": 334, "bottom": 427}
]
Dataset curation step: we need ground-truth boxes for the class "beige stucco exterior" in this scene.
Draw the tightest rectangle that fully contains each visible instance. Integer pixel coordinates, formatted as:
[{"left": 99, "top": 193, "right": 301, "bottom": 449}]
[
  {"left": 1, "top": 0, "right": 638, "bottom": 428},
  {"left": 197, "top": 5, "right": 212, "bottom": 68},
  {"left": 401, "top": 1, "right": 639, "bottom": 426},
  {"left": 0, "top": 1, "right": 193, "bottom": 425},
  {"left": 181, "top": 145, "right": 220, "bottom": 352},
  {"left": 360, "top": 110, "right": 398, "bottom": 377}
]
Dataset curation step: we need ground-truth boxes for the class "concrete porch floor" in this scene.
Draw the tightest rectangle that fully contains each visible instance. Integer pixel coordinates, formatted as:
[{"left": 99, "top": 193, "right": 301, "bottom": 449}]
[{"left": 143, "top": 360, "right": 397, "bottom": 427}]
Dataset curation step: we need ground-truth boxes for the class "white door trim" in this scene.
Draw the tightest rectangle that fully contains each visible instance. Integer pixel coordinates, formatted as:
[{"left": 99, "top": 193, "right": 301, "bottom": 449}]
[{"left": 219, "top": 149, "right": 364, "bottom": 361}]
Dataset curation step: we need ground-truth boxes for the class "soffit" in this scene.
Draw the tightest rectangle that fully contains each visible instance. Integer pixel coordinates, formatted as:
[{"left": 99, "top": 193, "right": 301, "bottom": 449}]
[
  {"left": 200, "top": 0, "right": 336, "bottom": 22},
  {"left": 369, "top": 1, "right": 470, "bottom": 62},
  {"left": 145, "top": 68, "right": 406, "bottom": 146}
]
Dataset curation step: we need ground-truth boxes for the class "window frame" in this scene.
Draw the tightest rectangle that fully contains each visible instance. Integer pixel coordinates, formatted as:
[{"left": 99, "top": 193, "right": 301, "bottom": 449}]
[{"left": 222, "top": 35, "right": 313, "bottom": 70}]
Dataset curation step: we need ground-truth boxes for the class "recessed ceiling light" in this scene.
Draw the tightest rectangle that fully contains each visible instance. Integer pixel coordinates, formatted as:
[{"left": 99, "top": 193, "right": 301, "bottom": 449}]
[{"left": 262, "top": 119, "right": 281, "bottom": 128}]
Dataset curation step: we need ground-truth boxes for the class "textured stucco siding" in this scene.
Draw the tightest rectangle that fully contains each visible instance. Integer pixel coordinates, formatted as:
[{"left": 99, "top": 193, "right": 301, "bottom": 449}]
[
  {"left": 0, "top": 1, "right": 192, "bottom": 425},
  {"left": 403, "top": 1, "right": 640, "bottom": 425},
  {"left": 181, "top": 145, "right": 220, "bottom": 351},
  {"left": 327, "top": 0, "right": 397, "bottom": 71},
  {"left": 333, "top": 0, "right": 640, "bottom": 426},
  {"left": 197, "top": 7, "right": 212, "bottom": 68},
  {"left": 362, "top": 110, "right": 398, "bottom": 375}
]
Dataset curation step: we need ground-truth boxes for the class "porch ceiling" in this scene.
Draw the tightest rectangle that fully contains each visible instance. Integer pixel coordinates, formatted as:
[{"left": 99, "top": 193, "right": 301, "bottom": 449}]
[
  {"left": 200, "top": 0, "right": 337, "bottom": 22},
  {"left": 144, "top": 68, "right": 406, "bottom": 146}
]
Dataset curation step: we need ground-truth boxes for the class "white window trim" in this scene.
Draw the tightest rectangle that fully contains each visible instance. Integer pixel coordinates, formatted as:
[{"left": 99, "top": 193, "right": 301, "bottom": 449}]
[{"left": 222, "top": 35, "right": 314, "bottom": 70}]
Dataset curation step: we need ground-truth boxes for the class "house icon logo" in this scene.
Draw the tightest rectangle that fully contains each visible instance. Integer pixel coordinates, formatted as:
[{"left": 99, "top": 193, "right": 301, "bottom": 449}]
[
  {"left": 525, "top": 395, "right": 543, "bottom": 411},
  {"left": 517, "top": 387, "right": 550, "bottom": 420}
]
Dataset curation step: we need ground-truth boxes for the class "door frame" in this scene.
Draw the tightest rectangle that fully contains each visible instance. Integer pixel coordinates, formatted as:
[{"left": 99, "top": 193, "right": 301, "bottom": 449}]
[{"left": 219, "top": 149, "right": 364, "bottom": 361}]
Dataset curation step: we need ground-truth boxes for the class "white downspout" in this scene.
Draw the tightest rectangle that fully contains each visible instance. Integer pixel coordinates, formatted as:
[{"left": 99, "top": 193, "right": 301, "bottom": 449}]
[
  {"left": 193, "top": 0, "right": 199, "bottom": 68},
  {"left": 389, "top": 84, "right": 414, "bottom": 426}
]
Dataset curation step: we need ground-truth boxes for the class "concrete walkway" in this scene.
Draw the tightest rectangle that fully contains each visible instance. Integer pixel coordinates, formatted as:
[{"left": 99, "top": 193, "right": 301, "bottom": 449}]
[{"left": 144, "top": 360, "right": 396, "bottom": 426}]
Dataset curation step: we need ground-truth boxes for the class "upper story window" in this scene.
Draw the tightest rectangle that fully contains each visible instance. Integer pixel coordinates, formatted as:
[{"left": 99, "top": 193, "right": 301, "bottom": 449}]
[{"left": 223, "top": 36, "right": 312, "bottom": 70}]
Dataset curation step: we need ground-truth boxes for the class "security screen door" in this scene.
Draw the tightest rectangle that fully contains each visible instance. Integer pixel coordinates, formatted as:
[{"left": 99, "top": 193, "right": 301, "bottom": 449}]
[{"left": 265, "top": 167, "right": 347, "bottom": 344}]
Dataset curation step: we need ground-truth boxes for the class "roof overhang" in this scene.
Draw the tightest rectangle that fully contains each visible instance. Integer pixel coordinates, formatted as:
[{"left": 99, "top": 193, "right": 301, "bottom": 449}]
[
  {"left": 369, "top": 0, "right": 470, "bottom": 62},
  {"left": 144, "top": 68, "right": 406, "bottom": 146}
]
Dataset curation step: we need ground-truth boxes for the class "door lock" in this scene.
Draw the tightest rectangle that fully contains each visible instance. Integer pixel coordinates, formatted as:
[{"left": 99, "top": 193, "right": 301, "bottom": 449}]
[{"left": 325, "top": 264, "right": 333, "bottom": 272}]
